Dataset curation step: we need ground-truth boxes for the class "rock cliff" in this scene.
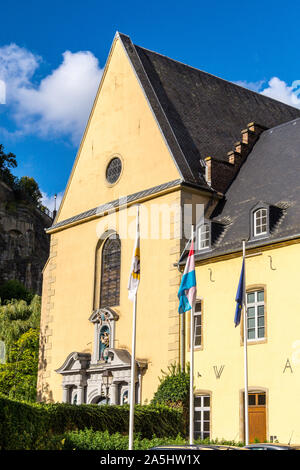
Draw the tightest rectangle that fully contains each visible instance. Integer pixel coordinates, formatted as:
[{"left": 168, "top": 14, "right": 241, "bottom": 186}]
[{"left": 0, "top": 179, "right": 52, "bottom": 294}]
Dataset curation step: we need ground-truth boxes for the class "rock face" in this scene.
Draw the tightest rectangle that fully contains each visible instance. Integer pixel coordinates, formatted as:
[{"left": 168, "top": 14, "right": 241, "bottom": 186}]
[{"left": 0, "top": 180, "right": 52, "bottom": 294}]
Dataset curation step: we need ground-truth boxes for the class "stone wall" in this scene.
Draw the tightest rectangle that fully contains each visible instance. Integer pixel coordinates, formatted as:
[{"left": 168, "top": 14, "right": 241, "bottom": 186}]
[{"left": 0, "top": 180, "right": 52, "bottom": 294}]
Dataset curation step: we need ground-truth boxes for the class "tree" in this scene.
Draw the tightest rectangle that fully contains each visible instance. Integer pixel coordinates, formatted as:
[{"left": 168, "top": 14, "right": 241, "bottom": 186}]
[
  {"left": 0, "top": 328, "right": 39, "bottom": 402},
  {"left": 17, "top": 176, "right": 43, "bottom": 205},
  {"left": 0, "top": 144, "right": 17, "bottom": 186},
  {"left": 0, "top": 280, "right": 33, "bottom": 304},
  {"left": 0, "top": 296, "right": 41, "bottom": 401},
  {"left": 151, "top": 363, "right": 190, "bottom": 408},
  {"left": 151, "top": 363, "right": 190, "bottom": 436}
]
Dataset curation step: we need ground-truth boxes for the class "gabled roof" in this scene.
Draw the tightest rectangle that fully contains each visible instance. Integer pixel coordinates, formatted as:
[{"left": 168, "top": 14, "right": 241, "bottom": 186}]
[
  {"left": 118, "top": 33, "right": 300, "bottom": 187},
  {"left": 194, "top": 118, "right": 300, "bottom": 260}
]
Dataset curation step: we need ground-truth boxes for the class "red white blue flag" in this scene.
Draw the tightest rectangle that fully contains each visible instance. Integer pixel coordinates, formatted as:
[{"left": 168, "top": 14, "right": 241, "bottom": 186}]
[{"left": 178, "top": 240, "right": 197, "bottom": 313}]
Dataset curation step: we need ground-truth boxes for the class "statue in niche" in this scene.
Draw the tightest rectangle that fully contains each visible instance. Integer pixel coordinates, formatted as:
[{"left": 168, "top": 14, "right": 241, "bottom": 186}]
[
  {"left": 99, "top": 326, "right": 110, "bottom": 362},
  {"left": 122, "top": 390, "right": 129, "bottom": 405}
]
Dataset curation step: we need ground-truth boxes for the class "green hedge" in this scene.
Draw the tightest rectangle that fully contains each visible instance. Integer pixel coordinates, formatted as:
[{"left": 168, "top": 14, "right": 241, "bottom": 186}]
[
  {"left": 61, "top": 429, "right": 244, "bottom": 450},
  {"left": 0, "top": 395, "right": 184, "bottom": 450},
  {"left": 63, "top": 429, "right": 186, "bottom": 450}
]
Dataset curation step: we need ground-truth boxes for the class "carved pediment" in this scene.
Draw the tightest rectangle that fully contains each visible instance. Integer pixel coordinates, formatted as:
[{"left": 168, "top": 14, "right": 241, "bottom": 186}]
[
  {"left": 106, "top": 348, "right": 148, "bottom": 370},
  {"left": 106, "top": 348, "right": 131, "bottom": 366},
  {"left": 56, "top": 352, "right": 91, "bottom": 374},
  {"left": 89, "top": 307, "right": 119, "bottom": 324}
]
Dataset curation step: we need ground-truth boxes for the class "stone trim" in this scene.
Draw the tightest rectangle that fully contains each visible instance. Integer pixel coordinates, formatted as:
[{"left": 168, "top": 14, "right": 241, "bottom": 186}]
[{"left": 37, "top": 236, "right": 58, "bottom": 401}]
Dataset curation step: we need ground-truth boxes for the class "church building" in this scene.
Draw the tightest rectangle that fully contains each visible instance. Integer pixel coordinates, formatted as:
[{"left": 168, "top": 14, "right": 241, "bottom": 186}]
[{"left": 37, "top": 32, "right": 300, "bottom": 443}]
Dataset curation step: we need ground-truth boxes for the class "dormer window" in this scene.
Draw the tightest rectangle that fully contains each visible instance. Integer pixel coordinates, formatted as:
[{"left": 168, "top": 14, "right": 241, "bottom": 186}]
[
  {"left": 250, "top": 202, "right": 284, "bottom": 240},
  {"left": 253, "top": 208, "right": 268, "bottom": 237},
  {"left": 198, "top": 223, "right": 210, "bottom": 250}
]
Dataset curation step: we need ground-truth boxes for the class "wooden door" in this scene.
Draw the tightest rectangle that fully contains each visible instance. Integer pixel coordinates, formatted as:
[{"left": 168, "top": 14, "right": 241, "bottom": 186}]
[{"left": 247, "top": 393, "right": 266, "bottom": 443}]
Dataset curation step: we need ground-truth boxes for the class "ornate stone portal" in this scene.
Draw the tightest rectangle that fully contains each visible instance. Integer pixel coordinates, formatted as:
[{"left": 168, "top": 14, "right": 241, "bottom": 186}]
[{"left": 56, "top": 308, "right": 147, "bottom": 405}]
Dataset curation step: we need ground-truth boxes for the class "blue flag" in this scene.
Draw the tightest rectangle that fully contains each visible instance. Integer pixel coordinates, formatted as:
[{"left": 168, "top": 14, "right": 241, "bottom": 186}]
[{"left": 234, "top": 259, "right": 245, "bottom": 327}]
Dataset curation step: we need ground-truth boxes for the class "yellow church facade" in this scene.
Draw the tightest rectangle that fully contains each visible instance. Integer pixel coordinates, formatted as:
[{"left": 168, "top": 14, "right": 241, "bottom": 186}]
[{"left": 38, "top": 32, "right": 300, "bottom": 444}]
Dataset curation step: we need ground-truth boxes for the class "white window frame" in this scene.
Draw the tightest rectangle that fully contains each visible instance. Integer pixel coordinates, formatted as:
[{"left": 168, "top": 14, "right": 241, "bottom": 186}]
[
  {"left": 253, "top": 208, "right": 268, "bottom": 237},
  {"left": 246, "top": 290, "right": 265, "bottom": 341},
  {"left": 198, "top": 224, "right": 210, "bottom": 250},
  {"left": 194, "top": 395, "right": 210, "bottom": 440},
  {"left": 194, "top": 301, "right": 202, "bottom": 348}
]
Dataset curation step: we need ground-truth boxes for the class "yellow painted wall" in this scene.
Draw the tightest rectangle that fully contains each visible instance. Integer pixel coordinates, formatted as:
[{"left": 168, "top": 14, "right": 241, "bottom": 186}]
[
  {"left": 38, "top": 190, "right": 186, "bottom": 403},
  {"left": 191, "top": 242, "right": 300, "bottom": 443},
  {"left": 38, "top": 31, "right": 300, "bottom": 444},
  {"left": 56, "top": 36, "right": 180, "bottom": 223},
  {"left": 37, "top": 34, "right": 212, "bottom": 406}
]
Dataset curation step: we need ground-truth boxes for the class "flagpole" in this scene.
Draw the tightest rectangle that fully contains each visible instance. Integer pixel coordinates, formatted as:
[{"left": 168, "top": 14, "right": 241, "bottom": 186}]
[
  {"left": 128, "top": 292, "right": 137, "bottom": 450},
  {"left": 189, "top": 225, "right": 194, "bottom": 445},
  {"left": 242, "top": 240, "right": 249, "bottom": 445},
  {"left": 128, "top": 206, "right": 139, "bottom": 451}
]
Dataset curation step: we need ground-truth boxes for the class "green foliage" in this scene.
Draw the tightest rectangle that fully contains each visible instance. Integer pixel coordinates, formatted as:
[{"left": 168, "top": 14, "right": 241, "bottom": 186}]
[
  {"left": 0, "top": 395, "right": 184, "bottom": 450},
  {"left": 37, "top": 402, "right": 184, "bottom": 439},
  {"left": 0, "top": 329, "right": 39, "bottom": 401},
  {"left": 0, "top": 144, "right": 17, "bottom": 187},
  {"left": 0, "top": 296, "right": 40, "bottom": 358},
  {"left": 63, "top": 429, "right": 186, "bottom": 450},
  {"left": 17, "top": 176, "right": 42, "bottom": 205},
  {"left": 0, "top": 144, "right": 44, "bottom": 208},
  {"left": 0, "top": 394, "right": 61, "bottom": 450},
  {"left": 151, "top": 363, "right": 190, "bottom": 408},
  {"left": 61, "top": 429, "right": 244, "bottom": 450},
  {"left": 0, "top": 296, "right": 40, "bottom": 401},
  {"left": 0, "top": 280, "right": 34, "bottom": 304}
]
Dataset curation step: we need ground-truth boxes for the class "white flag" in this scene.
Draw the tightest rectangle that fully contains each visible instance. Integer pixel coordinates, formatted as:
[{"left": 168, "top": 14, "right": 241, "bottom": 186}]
[{"left": 128, "top": 207, "right": 140, "bottom": 300}]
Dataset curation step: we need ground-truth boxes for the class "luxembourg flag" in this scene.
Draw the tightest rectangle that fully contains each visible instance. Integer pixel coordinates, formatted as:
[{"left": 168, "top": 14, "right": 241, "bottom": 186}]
[
  {"left": 178, "top": 240, "right": 197, "bottom": 313},
  {"left": 128, "top": 206, "right": 140, "bottom": 301}
]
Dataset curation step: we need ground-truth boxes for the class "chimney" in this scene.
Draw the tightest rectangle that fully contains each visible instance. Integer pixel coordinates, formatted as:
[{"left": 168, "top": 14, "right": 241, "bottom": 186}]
[{"left": 204, "top": 122, "right": 267, "bottom": 193}]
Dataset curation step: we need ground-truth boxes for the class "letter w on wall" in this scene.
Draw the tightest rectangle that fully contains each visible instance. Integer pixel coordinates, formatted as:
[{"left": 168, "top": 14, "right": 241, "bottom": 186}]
[{"left": 213, "top": 365, "right": 225, "bottom": 379}]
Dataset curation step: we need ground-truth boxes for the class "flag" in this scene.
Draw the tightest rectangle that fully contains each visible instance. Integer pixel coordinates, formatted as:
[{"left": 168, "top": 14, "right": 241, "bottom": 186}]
[
  {"left": 128, "top": 208, "right": 140, "bottom": 301},
  {"left": 178, "top": 240, "right": 197, "bottom": 313},
  {"left": 234, "top": 259, "right": 245, "bottom": 327}
]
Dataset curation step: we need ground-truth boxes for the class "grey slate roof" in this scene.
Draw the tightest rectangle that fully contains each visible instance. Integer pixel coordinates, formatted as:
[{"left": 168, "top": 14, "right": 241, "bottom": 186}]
[
  {"left": 119, "top": 33, "right": 300, "bottom": 187},
  {"left": 195, "top": 118, "right": 300, "bottom": 261},
  {"left": 48, "top": 179, "right": 183, "bottom": 232}
]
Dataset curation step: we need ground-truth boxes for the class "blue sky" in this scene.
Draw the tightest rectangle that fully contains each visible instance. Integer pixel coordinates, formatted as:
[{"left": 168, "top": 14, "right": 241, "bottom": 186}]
[{"left": 0, "top": 0, "right": 299, "bottom": 210}]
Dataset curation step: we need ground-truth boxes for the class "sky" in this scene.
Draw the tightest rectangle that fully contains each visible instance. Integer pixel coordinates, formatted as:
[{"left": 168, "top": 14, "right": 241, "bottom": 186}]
[{"left": 0, "top": 0, "right": 299, "bottom": 211}]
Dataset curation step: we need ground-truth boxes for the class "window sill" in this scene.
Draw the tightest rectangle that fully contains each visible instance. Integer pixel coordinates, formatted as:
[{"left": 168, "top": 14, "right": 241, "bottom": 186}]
[
  {"left": 188, "top": 346, "right": 203, "bottom": 352},
  {"left": 242, "top": 338, "right": 267, "bottom": 346}
]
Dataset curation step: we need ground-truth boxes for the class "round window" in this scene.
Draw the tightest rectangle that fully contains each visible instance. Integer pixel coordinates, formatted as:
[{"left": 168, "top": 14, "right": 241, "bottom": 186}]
[{"left": 106, "top": 157, "right": 122, "bottom": 184}]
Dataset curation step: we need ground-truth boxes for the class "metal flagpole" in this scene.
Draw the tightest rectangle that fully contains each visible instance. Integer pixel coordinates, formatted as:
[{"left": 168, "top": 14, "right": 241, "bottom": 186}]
[
  {"left": 189, "top": 225, "right": 195, "bottom": 445},
  {"left": 128, "top": 292, "right": 137, "bottom": 450},
  {"left": 242, "top": 240, "right": 249, "bottom": 445},
  {"left": 128, "top": 206, "right": 139, "bottom": 451}
]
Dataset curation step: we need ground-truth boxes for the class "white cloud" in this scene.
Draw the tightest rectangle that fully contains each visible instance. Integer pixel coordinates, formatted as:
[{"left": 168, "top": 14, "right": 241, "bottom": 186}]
[
  {"left": 235, "top": 79, "right": 265, "bottom": 93},
  {"left": 0, "top": 43, "right": 40, "bottom": 89},
  {"left": 0, "top": 80, "right": 6, "bottom": 104},
  {"left": 260, "top": 77, "right": 300, "bottom": 108},
  {"left": 0, "top": 44, "right": 103, "bottom": 144},
  {"left": 235, "top": 77, "right": 300, "bottom": 109}
]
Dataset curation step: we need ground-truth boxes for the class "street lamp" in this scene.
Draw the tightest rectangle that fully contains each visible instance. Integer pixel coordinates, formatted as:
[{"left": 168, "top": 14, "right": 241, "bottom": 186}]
[{"left": 102, "top": 370, "right": 113, "bottom": 404}]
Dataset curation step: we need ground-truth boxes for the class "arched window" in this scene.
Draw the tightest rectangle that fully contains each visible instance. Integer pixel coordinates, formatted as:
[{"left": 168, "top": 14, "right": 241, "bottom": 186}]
[
  {"left": 253, "top": 208, "right": 268, "bottom": 236},
  {"left": 100, "top": 235, "right": 121, "bottom": 308}
]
